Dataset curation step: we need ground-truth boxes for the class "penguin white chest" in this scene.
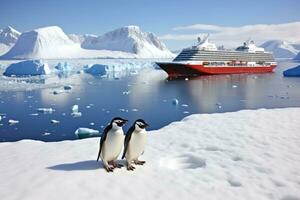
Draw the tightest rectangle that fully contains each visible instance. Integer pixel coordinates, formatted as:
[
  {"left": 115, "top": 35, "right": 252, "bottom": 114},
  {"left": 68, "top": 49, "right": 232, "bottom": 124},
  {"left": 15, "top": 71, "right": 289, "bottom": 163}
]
[
  {"left": 102, "top": 129, "right": 124, "bottom": 161},
  {"left": 127, "top": 130, "right": 147, "bottom": 160}
]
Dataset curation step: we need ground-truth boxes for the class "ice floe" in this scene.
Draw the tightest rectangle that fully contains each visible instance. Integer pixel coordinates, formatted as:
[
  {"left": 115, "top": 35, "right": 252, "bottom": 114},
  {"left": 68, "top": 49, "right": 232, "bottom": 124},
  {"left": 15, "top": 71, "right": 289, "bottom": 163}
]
[{"left": 37, "top": 108, "right": 55, "bottom": 113}]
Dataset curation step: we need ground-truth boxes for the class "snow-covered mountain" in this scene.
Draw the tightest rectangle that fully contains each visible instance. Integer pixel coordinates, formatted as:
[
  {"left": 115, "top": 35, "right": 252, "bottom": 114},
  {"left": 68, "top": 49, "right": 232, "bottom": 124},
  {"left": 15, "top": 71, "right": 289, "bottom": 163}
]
[
  {"left": 1, "top": 26, "right": 135, "bottom": 59},
  {"left": 68, "top": 34, "right": 97, "bottom": 44},
  {"left": 260, "top": 40, "right": 300, "bottom": 59},
  {"left": 1, "top": 25, "right": 173, "bottom": 59},
  {"left": 79, "top": 26, "right": 174, "bottom": 58},
  {"left": 0, "top": 26, "right": 21, "bottom": 55}
]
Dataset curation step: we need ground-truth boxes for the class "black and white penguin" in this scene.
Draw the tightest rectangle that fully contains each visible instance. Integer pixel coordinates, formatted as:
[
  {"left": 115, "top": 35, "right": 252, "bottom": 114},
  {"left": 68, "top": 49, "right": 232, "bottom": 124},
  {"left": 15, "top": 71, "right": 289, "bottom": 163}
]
[
  {"left": 122, "top": 119, "right": 149, "bottom": 170},
  {"left": 97, "top": 117, "right": 128, "bottom": 172}
]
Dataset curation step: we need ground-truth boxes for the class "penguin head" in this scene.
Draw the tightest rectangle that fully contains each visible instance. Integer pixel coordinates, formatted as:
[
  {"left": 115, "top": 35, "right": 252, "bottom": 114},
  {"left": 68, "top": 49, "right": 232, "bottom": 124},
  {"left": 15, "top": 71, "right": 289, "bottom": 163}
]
[
  {"left": 111, "top": 117, "right": 128, "bottom": 129},
  {"left": 134, "top": 119, "right": 149, "bottom": 132}
]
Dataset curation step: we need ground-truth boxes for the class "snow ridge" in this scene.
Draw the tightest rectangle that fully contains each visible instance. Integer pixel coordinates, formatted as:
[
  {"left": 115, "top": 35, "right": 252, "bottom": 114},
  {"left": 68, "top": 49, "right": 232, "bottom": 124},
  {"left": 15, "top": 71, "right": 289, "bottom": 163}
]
[
  {"left": 0, "top": 26, "right": 21, "bottom": 55},
  {"left": 260, "top": 40, "right": 300, "bottom": 59},
  {"left": 80, "top": 25, "right": 174, "bottom": 58}
]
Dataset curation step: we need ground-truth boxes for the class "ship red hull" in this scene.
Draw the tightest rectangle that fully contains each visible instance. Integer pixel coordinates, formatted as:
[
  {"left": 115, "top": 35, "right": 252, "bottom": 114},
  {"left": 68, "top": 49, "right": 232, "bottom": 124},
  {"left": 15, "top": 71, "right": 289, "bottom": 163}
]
[{"left": 156, "top": 62, "right": 277, "bottom": 77}]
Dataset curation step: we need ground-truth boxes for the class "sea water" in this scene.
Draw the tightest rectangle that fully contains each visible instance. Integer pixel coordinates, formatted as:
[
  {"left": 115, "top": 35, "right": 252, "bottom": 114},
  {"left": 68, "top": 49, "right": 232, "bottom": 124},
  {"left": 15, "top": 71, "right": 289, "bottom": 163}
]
[{"left": 0, "top": 59, "right": 299, "bottom": 142}]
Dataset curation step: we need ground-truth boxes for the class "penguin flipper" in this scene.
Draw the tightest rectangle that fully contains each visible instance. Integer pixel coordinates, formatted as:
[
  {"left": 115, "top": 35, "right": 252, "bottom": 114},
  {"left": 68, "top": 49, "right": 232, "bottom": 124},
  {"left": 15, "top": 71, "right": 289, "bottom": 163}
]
[
  {"left": 122, "top": 126, "right": 134, "bottom": 159},
  {"left": 96, "top": 125, "right": 110, "bottom": 161}
]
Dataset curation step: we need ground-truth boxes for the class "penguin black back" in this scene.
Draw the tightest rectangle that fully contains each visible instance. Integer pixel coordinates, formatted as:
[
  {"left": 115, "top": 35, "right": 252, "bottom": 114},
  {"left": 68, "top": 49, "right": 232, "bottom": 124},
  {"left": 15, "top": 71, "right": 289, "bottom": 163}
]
[
  {"left": 96, "top": 123, "right": 112, "bottom": 162},
  {"left": 122, "top": 124, "right": 135, "bottom": 159}
]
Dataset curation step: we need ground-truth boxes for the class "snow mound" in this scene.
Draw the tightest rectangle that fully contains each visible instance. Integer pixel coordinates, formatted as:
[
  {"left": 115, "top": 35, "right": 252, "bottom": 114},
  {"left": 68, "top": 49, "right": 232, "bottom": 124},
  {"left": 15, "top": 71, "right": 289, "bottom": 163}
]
[
  {"left": 283, "top": 65, "right": 300, "bottom": 77},
  {"left": 81, "top": 25, "right": 174, "bottom": 58},
  {"left": 84, "top": 64, "right": 108, "bottom": 75},
  {"left": 1, "top": 108, "right": 300, "bottom": 200},
  {"left": 260, "top": 40, "right": 300, "bottom": 59},
  {"left": 3, "top": 60, "right": 50, "bottom": 76}
]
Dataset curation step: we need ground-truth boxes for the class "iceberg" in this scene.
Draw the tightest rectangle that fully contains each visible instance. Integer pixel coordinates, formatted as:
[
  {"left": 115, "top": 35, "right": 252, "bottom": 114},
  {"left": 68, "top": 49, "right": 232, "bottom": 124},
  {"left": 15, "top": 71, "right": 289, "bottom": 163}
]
[
  {"left": 3, "top": 60, "right": 50, "bottom": 77},
  {"left": 54, "top": 62, "right": 73, "bottom": 73},
  {"left": 74, "top": 128, "right": 100, "bottom": 139},
  {"left": 84, "top": 64, "right": 108, "bottom": 76},
  {"left": 283, "top": 65, "right": 300, "bottom": 77}
]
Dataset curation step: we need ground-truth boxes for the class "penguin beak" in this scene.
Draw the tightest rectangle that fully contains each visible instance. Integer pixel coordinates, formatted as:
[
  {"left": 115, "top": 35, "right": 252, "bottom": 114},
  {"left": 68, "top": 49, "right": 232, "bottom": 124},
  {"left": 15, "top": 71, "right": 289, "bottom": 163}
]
[
  {"left": 141, "top": 123, "right": 149, "bottom": 129},
  {"left": 117, "top": 119, "right": 128, "bottom": 126}
]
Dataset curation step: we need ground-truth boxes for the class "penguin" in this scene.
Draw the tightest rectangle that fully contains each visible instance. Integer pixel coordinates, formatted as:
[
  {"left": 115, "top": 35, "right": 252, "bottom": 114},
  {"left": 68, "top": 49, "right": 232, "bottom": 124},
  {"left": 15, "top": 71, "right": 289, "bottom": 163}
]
[
  {"left": 122, "top": 119, "right": 149, "bottom": 171},
  {"left": 97, "top": 117, "right": 128, "bottom": 172}
]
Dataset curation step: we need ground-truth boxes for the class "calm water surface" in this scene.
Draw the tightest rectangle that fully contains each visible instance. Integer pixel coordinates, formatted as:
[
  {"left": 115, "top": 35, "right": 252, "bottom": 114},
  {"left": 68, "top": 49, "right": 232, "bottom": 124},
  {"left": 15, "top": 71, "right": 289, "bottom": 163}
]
[{"left": 0, "top": 59, "right": 299, "bottom": 142}]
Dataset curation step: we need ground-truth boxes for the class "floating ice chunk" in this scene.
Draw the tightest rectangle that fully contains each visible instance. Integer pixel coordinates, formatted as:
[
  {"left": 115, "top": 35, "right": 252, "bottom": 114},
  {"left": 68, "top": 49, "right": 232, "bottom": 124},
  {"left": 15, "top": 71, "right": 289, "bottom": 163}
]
[
  {"left": 232, "top": 85, "right": 238, "bottom": 88},
  {"left": 183, "top": 111, "right": 190, "bottom": 114},
  {"left": 0, "top": 116, "right": 1, "bottom": 121},
  {"left": 84, "top": 64, "right": 108, "bottom": 76},
  {"left": 53, "top": 89, "right": 64, "bottom": 95},
  {"left": 181, "top": 104, "right": 189, "bottom": 107},
  {"left": 54, "top": 62, "right": 73, "bottom": 73},
  {"left": 42, "top": 132, "right": 51, "bottom": 136},
  {"left": 132, "top": 108, "right": 138, "bottom": 112},
  {"left": 63, "top": 85, "right": 73, "bottom": 90},
  {"left": 172, "top": 98, "right": 179, "bottom": 105},
  {"left": 283, "top": 65, "right": 300, "bottom": 77},
  {"left": 86, "top": 105, "right": 91, "bottom": 109},
  {"left": 75, "top": 128, "right": 100, "bottom": 139},
  {"left": 119, "top": 108, "right": 126, "bottom": 112},
  {"left": 30, "top": 113, "right": 39, "bottom": 116},
  {"left": 89, "top": 122, "right": 95, "bottom": 126},
  {"left": 122, "top": 90, "right": 131, "bottom": 95},
  {"left": 3, "top": 60, "right": 50, "bottom": 76},
  {"left": 51, "top": 120, "right": 60, "bottom": 124},
  {"left": 8, "top": 119, "right": 19, "bottom": 125},
  {"left": 72, "top": 105, "right": 79, "bottom": 113},
  {"left": 37, "top": 108, "right": 55, "bottom": 113},
  {"left": 71, "top": 112, "right": 82, "bottom": 117},
  {"left": 76, "top": 98, "right": 80, "bottom": 101}
]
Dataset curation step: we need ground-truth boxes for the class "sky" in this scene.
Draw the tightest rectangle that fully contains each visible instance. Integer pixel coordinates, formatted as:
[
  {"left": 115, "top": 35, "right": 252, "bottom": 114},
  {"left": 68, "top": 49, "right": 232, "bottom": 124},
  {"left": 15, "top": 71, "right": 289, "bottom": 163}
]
[{"left": 1, "top": 0, "right": 300, "bottom": 50}]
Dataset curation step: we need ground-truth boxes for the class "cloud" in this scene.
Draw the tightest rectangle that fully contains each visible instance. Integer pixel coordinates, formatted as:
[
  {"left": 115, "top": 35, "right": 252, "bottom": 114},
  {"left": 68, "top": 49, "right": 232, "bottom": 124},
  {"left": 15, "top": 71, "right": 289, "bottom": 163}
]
[{"left": 160, "top": 22, "right": 300, "bottom": 48}]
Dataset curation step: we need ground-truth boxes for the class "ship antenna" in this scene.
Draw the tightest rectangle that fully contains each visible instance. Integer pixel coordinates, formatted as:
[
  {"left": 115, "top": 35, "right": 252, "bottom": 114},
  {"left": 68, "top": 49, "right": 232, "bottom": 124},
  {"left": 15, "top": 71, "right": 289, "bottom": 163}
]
[{"left": 197, "top": 36, "right": 201, "bottom": 43}]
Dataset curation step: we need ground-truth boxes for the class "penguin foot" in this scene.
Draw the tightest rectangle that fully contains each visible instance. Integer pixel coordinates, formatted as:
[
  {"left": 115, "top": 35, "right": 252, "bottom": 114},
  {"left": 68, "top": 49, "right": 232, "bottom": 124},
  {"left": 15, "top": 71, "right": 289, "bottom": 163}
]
[
  {"left": 115, "top": 163, "right": 124, "bottom": 168},
  {"left": 134, "top": 160, "right": 146, "bottom": 165},
  {"left": 127, "top": 165, "right": 135, "bottom": 171},
  {"left": 104, "top": 166, "right": 114, "bottom": 172},
  {"left": 109, "top": 161, "right": 123, "bottom": 168}
]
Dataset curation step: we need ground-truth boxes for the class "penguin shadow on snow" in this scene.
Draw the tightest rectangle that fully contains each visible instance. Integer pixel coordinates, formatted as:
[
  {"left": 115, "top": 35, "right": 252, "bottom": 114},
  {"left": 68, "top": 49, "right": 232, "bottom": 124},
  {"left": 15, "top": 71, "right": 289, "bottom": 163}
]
[{"left": 47, "top": 159, "right": 126, "bottom": 171}]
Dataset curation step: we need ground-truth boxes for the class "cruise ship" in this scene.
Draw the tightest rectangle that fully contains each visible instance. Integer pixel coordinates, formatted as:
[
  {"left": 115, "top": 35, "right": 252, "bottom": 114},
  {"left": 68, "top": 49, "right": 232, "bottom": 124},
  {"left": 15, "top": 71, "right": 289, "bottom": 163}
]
[{"left": 156, "top": 36, "right": 277, "bottom": 77}]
